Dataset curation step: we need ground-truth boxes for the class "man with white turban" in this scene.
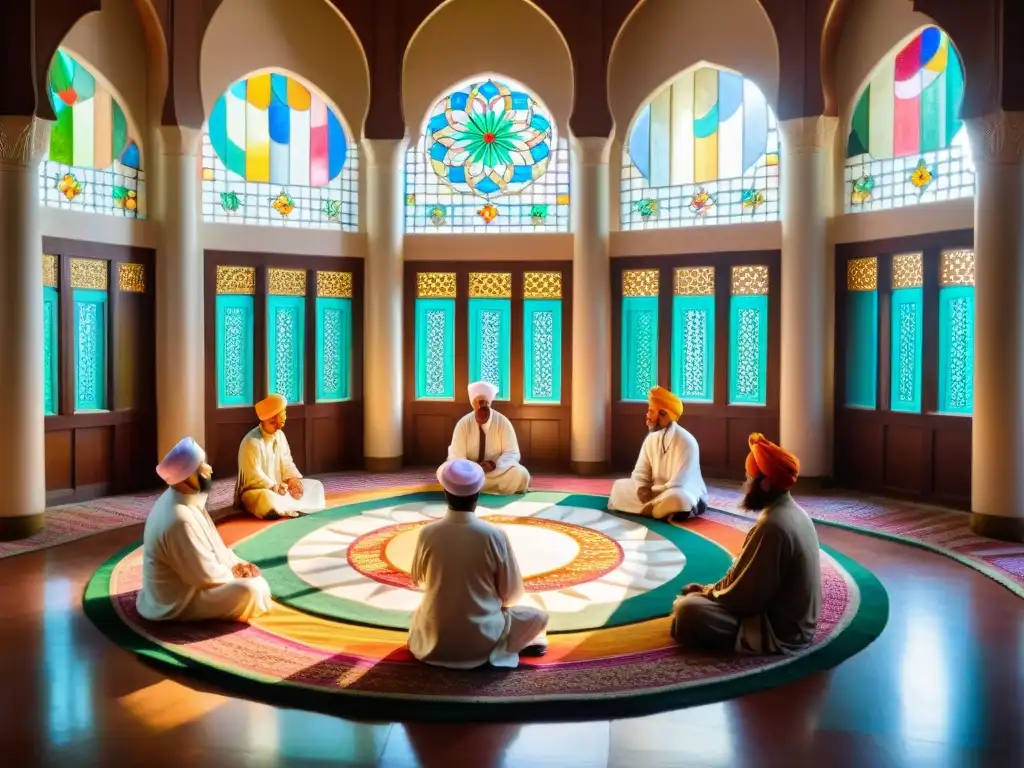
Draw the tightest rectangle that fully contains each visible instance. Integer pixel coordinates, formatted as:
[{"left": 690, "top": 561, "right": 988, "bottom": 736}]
[
  {"left": 409, "top": 459, "right": 549, "bottom": 668},
  {"left": 136, "top": 437, "right": 272, "bottom": 623},
  {"left": 234, "top": 393, "right": 327, "bottom": 519},
  {"left": 608, "top": 386, "right": 708, "bottom": 520},
  {"left": 437, "top": 381, "right": 530, "bottom": 495}
]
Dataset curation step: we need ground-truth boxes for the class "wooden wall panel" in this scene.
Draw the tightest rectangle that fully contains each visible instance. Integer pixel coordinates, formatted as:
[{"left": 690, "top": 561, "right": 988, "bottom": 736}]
[{"left": 204, "top": 252, "right": 364, "bottom": 480}]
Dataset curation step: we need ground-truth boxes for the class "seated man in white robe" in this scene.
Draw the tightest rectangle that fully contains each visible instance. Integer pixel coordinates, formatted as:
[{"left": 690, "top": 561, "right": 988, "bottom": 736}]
[
  {"left": 137, "top": 437, "right": 272, "bottom": 623},
  {"left": 234, "top": 393, "right": 327, "bottom": 519},
  {"left": 608, "top": 386, "right": 708, "bottom": 521},
  {"left": 437, "top": 381, "right": 530, "bottom": 495},
  {"left": 409, "top": 459, "right": 549, "bottom": 668}
]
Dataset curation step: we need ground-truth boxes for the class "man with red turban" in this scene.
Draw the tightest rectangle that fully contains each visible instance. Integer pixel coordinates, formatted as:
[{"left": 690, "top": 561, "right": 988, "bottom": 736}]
[
  {"left": 670, "top": 433, "right": 822, "bottom": 655},
  {"left": 608, "top": 386, "right": 708, "bottom": 520}
]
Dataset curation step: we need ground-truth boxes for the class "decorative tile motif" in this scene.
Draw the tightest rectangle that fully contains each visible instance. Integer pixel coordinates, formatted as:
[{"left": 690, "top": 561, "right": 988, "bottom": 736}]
[
  {"left": 897, "top": 302, "right": 917, "bottom": 403},
  {"left": 731, "top": 265, "right": 769, "bottom": 296},
  {"left": 43, "top": 254, "right": 58, "bottom": 288},
  {"left": 317, "top": 271, "right": 352, "bottom": 298},
  {"left": 524, "top": 271, "right": 562, "bottom": 299},
  {"left": 273, "top": 308, "right": 296, "bottom": 400},
  {"left": 735, "top": 308, "right": 762, "bottom": 399},
  {"left": 469, "top": 273, "right": 512, "bottom": 299},
  {"left": 76, "top": 302, "right": 99, "bottom": 405},
  {"left": 118, "top": 263, "right": 145, "bottom": 293},
  {"left": 268, "top": 268, "right": 307, "bottom": 297},
  {"left": 940, "top": 249, "right": 975, "bottom": 286},
  {"left": 682, "top": 309, "right": 708, "bottom": 397},
  {"left": 530, "top": 309, "right": 554, "bottom": 399},
  {"left": 424, "top": 310, "right": 448, "bottom": 395},
  {"left": 634, "top": 310, "right": 655, "bottom": 393},
  {"left": 216, "top": 266, "right": 256, "bottom": 295},
  {"left": 417, "top": 272, "right": 457, "bottom": 299},
  {"left": 622, "top": 269, "right": 659, "bottom": 298},
  {"left": 70, "top": 257, "right": 108, "bottom": 290},
  {"left": 674, "top": 267, "right": 715, "bottom": 296},
  {"left": 322, "top": 308, "right": 343, "bottom": 395},
  {"left": 892, "top": 252, "right": 923, "bottom": 289},
  {"left": 846, "top": 257, "right": 877, "bottom": 291},
  {"left": 479, "top": 311, "right": 503, "bottom": 389},
  {"left": 947, "top": 296, "right": 972, "bottom": 410},
  {"left": 221, "top": 307, "right": 248, "bottom": 400}
]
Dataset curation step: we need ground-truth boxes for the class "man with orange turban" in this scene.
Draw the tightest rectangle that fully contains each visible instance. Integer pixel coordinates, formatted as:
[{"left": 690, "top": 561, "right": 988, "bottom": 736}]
[
  {"left": 234, "top": 394, "right": 326, "bottom": 519},
  {"left": 670, "top": 433, "right": 821, "bottom": 655},
  {"left": 608, "top": 386, "right": 708, "bottom": 520}
]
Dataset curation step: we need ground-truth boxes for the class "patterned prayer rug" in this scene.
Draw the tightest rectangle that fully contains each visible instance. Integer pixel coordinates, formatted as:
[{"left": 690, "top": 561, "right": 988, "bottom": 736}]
[{"left": 83, "top": 491, "right": 888, "bottom": 722}]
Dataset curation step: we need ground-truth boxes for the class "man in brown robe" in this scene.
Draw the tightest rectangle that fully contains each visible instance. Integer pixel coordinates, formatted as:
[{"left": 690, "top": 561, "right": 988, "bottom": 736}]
[{"left": 671, "top": 433, "right": 821, "bottom": 655}]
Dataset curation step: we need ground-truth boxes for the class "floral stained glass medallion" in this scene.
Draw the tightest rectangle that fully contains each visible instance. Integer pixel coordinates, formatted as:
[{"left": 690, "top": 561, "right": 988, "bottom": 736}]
[
  {"left": 40, "top": 50, "right": 146, "bottom": 218},
  {"left": 405, "top": 77, "right": 570, "bottom": 232}
]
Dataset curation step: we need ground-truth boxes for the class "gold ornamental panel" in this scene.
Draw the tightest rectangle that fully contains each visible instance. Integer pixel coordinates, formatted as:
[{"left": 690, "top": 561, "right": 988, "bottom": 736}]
[
  {"left": 417, "top": 272, "right": 457, "bottom": 298},
  {"left": 469, "top": 272, "right": 512, "bottom": 299},
  {"left": 70, "top": 257, "right": 108, "bottom": 290},
  {"left": 524, "top": 271, "right": 562, "bottom": 299},
  {"left": 940, "top": 249, "right": 975, "bottom": 286},
  {"left": 268, "top": 268, "right": 307, "bottom": 297},
  {"left": 118, "top": 263, "right": 146, "bottom": 293},
  {"left": 846, "top": 257, "right": 877, "bottom": 292},
  {"left": 892, "top": 252, "right": 923, "bottom": 289},
  {"left": 673, "top": 267, "right": 715, "bottom": 296},
  {"left": 622, "top": 269, "right": 659, "bottom": 297},
  {"left": 42, "top": 254, "right": 58, "bottom": 288},
  {"left": 216, "top": 265, "right": 256, "bottom": 295},
  {"left": 317, "top": 270, "right": 353, "bottom": 298},
  {"left": 731, "top": 265, "right": 769, "bottom": 296}
]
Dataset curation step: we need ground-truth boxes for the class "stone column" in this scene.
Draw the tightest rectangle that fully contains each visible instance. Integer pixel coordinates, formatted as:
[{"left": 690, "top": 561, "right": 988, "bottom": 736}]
[
  {"left": 570, "top": 136, "right": 611, "bottom": 474},
  {"left": 154, "top": 126, "right": 206, "bottom": 458},
  {"left": 361, "top": 138, "right": 404, "bottom": 470},
  {"left": 0, "top": 116, "right": 50, "bottom": 539},
  {"left": 966, "top": 112, "right": 1024, "bottom": 542},
  {"left": 777, "top": 116, "right": 838, "bottom": 478}
]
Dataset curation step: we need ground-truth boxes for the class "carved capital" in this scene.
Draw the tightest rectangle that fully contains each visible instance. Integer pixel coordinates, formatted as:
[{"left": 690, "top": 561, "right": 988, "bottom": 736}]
[
  {"left": 571, "top": 136, "right": 612, "bottom": 166},
  {"left": 157, "top": 125, "right": 203, "bottom": 157},
  {"left": 361, "top": 138, "right": 403, "bottom": 169},
  {"left": 965, "top": 112, "right": 1024, "bottom": 166},
  {"left": 0, "top": 116, "right": 52, "bottom": 168},
  {"left": 779, "top": 116, "right": 838, "bottom": 152}
]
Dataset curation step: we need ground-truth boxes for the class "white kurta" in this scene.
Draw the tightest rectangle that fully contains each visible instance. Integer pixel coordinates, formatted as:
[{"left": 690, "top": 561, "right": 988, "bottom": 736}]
[
  {"left": 608, "top": 421, "right": 708, "bottom": 519},
  {"left": 438, "top": 411, "right": 530, "bottom": 494},
  {"left": 136, "top": 488, "right": 272, "bottom": 622},
  {"left": 234, "top": 426, "right": 326, "bottom": 519},
  {"left": 408, "top": 509, "right": 549, "bottom": 669}
]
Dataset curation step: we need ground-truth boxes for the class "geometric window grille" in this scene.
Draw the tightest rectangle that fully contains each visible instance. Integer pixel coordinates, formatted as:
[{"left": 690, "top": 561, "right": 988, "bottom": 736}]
[
  {"left": 316, "top": 271, "right": 353, "bottom": 402},
  {"left": 404, "top": 76, "right": 570, "bottom": 233},
  {"left": 39, "top": 50, "right": 146, "bottom": 219},
  {"left": 215, "top": 266, "right": 256, "bottom": 408},
  {"left": 266, "top": 269, "right": 306, "bottom": 404},
  {"left": 523, "top": 271, "right": 563, "bottom": 404},
  {"left": 202, "top": 72, "right": 359, "bottom": 230},
  {"left": 845, "top": 257, "right": 879, "bottom": 409},
  {"left": 468, "top": 273, "right": 512, "bottom": 400},
  {"left": 729, "top": 265, "right": 769, "bottom": 406},
  {"left": 937, "top": 249, "right": 974, "bottom": 415},
  {"left": 890, "top": 253, "right": 923, "bottom": 413},
  {"left": 845, "top": 26, "right": 974, "bottom": 213},
  {"left": 671, "top": 267, "right": 715, "bottom": 402},
  {"left": 621, "top": 65, "right": 780, "bottom": 230},
  {"left": 415, "top": 272, "right": 456, "bottom": 400},
  {"left": 621, "top": 269, "right": 659, "bottom": 401},
  {"left": 69, "top": 257, "right": 110, "bottom": 412}
]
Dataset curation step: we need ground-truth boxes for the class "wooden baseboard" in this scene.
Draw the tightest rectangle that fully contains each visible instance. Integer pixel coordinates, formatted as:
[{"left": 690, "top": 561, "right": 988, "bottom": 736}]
[
  {"left": 970, "top": 512, "right": 1024, "bottom": 543},
  {"left": 365, "top": 456, "right": 404, "bottom": 473},
  {"left": 570, "top": 460, "right": 610, "bottom": 476},
  {"left": 0, "top": 513, "right": 45, "bottom": 541}
]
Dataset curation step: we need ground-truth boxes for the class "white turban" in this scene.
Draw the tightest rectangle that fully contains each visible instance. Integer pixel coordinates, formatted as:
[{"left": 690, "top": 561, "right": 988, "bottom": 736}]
[
  {"left": 468, "top": 381, "right": 498, "bottom": 404},
  {"left": 439, "top": 459, "right": 485, "bottom": 497},
  {"left": 156, "top": 437, "right": 206, "bottom": 486}
]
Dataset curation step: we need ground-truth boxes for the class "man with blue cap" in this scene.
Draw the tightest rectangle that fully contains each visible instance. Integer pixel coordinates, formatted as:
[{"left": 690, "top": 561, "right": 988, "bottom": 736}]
[
  {"left": 408, "top": 459, "right": 548, "bottom": 668},
  {"left": 136, "top": 437, "right": 272, "bottom": 623}
]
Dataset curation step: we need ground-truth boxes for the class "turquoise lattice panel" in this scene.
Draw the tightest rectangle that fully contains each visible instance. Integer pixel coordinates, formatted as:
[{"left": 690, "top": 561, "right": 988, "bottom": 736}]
[
  {"left": 72, "top": 288, "right": 107, "bottom": 411},
  {"left": 524, "top": 299, "right": 562, "bottom": 404},
  {"left": 216, "top": 294, "right": 255, "bottom": 408},
  {"left": 316, "top": 297, "right": 352, "bottom": 402}
]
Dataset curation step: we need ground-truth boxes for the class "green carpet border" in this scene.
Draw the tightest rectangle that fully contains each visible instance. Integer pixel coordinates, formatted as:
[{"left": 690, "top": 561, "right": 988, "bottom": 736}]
[
  {"left": 231, "top": 490, "right": 733, "bottom": 633},
  {"left": 82, "top": 502, "right": 889, "bottom": 723}
]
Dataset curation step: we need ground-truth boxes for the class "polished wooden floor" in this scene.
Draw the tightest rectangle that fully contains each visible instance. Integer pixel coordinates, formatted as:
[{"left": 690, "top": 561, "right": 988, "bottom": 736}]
[{"left": 1, "top": 517, "right": 1022, "bottom": 768}]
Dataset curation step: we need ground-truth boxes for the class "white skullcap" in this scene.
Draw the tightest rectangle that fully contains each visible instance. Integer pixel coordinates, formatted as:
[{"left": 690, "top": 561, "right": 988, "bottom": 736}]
[
  {"left": 439, "top": 459, "right": 485, "bottom": 497},
  {"left": 468, "top": 381, "right": 498, "bottom": 404},
  {"left": 156, "top": 437, "right": 206, "bottom": 486}
]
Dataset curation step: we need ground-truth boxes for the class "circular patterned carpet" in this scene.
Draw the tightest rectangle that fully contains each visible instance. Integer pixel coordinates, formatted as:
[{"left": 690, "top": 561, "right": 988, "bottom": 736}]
[{"left": 84, "top": 491, "right": 889, "bottom": 722}]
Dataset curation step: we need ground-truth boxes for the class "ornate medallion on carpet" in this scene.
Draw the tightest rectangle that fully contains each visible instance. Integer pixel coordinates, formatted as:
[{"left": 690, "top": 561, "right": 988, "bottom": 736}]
[{"left": 84, "top": 491, "right": 888, "bottom": 722}]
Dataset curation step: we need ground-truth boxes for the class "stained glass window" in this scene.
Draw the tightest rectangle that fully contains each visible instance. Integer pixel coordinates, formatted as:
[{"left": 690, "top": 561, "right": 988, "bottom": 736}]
[
  {"left": 845, "top": 258, "right": 879, "bottom": 409},
  {"left": 671, "top": 268, "right": 715, "bottom": 402},
  {"left": 621, "top": 66, "right": 779, "bottom": 230},
  {"left": 523, "top": 272, "right": 563, "bottom": 404},
  {"left": 43, "top": 285, "right": 60, "bottom": 416},
  {"left": 729, "top": 266, "right": 769, "bottom": 406},
  {"left": 845, "top": 26, "right": 974, "bottom": 212},
  {"left": 202, "top": 73, "right": 359, "bottom": 230},
  {"left": 404, "top": 77, "right": 570, "bottom": 233},
  {"left": 39, "top": 50, "right": 145, "bottom": 218},
  {"left": 890, "top": 253, "right": 923, "bottom": 412},
  {"left": 620, "top": 270, "right": 660, "bottom": 401},
  {"left": 937, "top": 250, "right": 974, "bottom": 414},
  {"left": 73, "top": 289, "right": 107, "bottom": 411}
]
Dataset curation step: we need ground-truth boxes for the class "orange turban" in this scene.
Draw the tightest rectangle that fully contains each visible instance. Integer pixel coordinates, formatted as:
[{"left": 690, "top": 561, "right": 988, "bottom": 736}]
[
  {"left": 745, "top": 433, "right": 800, "bottom": 490},
  {"left": 255, "top": 393, "right": 287, "bottom": 422},
  {"left": 648, "top": 386, "right": 683, "bottom": 421}
]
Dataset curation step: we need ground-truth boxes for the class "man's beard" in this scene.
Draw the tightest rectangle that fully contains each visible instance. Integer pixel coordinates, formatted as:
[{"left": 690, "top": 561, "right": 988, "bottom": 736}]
[
  {"left": 647, "top": 419, "right": 666, "bottom": 433},
  {"left": 197, "top": 472, "right": 213, "bottom": 493},
  {"left": 741, "top": 480, "right": 773, "bottom": 511},
  {"left": 476, "top": 407, "right": 490, "bottom": 422}
]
